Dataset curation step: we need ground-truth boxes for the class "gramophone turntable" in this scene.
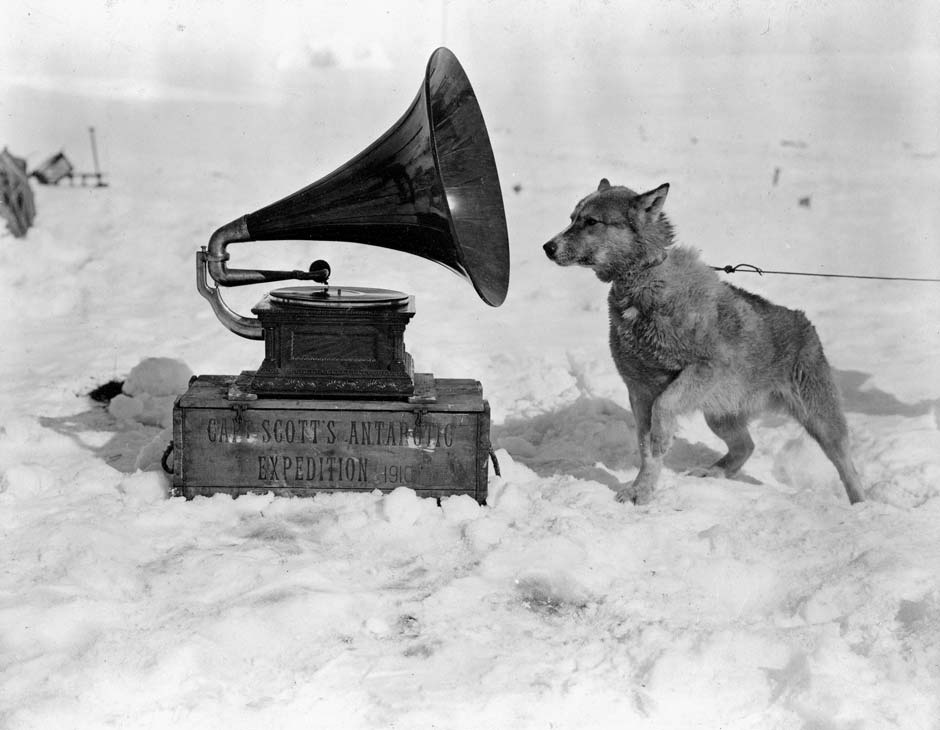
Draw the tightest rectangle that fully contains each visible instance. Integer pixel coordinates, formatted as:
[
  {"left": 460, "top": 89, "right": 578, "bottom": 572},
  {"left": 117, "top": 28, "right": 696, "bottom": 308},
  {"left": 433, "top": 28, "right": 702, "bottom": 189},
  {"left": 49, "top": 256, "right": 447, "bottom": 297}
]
[{"left": 170, "top": 48, "right": 509, "bottom": 503}]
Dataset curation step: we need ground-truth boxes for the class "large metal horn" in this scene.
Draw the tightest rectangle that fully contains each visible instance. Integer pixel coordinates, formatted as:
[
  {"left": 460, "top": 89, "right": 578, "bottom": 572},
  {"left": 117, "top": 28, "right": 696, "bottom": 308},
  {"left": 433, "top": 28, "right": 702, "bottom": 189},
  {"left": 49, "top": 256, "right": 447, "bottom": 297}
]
[{"left": 198, "top": 47, "right": 510, "bottom": 339}]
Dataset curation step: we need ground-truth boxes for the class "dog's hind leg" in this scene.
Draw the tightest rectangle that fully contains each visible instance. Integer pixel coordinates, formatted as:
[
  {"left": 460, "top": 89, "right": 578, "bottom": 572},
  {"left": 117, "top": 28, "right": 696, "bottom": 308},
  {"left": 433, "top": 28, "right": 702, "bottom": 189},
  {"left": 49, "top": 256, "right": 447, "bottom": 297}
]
[
  {"left": 687, "top": 412, "right": 755, "bottom": 478},
  {"left": 800, "top": 411, "right": 865, "bottom": 504},
  {"left": 789, "top": 370, "right": 865, "bottom": 504}
]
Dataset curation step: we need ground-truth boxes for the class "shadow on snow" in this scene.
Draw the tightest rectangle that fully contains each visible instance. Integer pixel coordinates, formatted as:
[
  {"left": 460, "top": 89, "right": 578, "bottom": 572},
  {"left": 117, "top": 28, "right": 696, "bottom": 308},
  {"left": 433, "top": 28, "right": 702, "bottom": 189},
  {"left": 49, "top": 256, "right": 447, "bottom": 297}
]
[{"left": 492, "top": 369, "right": 938, "bottom": 490}]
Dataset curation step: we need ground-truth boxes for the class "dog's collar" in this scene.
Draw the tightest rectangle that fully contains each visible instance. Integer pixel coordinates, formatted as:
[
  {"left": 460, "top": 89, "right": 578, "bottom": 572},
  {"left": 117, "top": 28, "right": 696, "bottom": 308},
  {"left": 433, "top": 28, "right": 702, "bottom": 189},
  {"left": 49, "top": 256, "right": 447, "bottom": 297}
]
[
  {"left": 628, "top": 249, "right": 668, "bottom": 276},
  {"left": 643, "top": 250, "right": 668, "bottom": 270},
  {"left": 608, "top": 250, "right": 668, "bottom": 288}
]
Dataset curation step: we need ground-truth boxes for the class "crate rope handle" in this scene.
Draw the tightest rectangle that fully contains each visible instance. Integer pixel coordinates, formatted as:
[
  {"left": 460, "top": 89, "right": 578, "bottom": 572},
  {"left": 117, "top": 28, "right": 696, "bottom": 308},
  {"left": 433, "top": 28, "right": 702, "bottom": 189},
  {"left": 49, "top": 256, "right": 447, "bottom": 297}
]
[{"left": 161, "top": 443, "right": 174, "bottom": 475}]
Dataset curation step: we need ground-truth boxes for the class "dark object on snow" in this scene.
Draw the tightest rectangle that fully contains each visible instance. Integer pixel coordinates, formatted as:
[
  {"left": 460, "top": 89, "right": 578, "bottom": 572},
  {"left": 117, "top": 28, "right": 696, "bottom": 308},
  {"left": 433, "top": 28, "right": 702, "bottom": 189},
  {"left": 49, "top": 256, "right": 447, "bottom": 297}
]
[
  {"left": 32, "top": 127, "right": 108, "bottom": 187},
  {"left": 89, "top": 380, "right": 125, "bottom": 403},
  {"left": 0, "top": 148, "right": 36, "bottom": 238},
  {"left": 31, "top": 151, "right": 74, "bottom": 185},
  {"left": 0, "top": 150, "right": 34, "bottom": 235}
]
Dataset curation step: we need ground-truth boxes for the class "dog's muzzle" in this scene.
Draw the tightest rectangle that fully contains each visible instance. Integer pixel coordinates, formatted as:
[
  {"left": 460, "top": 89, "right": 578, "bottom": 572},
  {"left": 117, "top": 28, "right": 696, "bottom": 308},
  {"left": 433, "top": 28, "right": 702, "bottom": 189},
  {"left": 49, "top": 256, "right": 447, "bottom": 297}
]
[{"left": 543, "top": 241, "right": 557, "bottom": 260}]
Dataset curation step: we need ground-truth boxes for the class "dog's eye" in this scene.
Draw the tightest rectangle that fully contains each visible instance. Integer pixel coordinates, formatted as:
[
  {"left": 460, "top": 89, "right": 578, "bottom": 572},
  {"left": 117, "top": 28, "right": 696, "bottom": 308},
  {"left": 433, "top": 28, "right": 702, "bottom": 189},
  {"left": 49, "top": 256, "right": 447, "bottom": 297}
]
[{"left": 583, "top": 217, "right": 600, "bottom": 226}]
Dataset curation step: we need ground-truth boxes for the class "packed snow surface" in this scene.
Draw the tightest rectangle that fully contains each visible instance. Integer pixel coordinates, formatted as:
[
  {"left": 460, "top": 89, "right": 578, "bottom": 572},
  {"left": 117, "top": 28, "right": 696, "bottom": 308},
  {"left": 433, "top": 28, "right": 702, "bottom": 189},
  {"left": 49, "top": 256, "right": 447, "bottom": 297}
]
[{"left": 2, "top": 41, "right": 940, "bottom": 730}]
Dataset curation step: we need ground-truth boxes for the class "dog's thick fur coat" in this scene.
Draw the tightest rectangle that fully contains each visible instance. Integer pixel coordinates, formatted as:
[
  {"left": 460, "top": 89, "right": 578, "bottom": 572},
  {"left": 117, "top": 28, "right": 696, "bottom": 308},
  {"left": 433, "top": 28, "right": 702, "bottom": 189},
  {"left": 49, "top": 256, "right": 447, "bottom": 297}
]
[{"left": 543, "top": 179, "right": 864, "bottom": 505}]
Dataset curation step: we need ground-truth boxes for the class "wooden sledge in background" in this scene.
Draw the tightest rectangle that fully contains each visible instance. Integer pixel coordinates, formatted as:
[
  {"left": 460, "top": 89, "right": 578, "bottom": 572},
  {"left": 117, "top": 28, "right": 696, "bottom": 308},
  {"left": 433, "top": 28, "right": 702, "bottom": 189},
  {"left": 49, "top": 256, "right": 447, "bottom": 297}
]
[{"left": 31, "top": 127, "right": 108, "bottom": 188}]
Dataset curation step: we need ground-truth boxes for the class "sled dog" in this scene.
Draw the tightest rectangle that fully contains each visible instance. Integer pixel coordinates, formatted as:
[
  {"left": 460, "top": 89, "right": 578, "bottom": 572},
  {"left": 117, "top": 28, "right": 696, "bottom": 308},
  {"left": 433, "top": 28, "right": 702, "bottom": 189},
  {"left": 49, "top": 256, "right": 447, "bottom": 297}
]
[{"left": 543, "top": 179, "right": 864, "bottom": 505}]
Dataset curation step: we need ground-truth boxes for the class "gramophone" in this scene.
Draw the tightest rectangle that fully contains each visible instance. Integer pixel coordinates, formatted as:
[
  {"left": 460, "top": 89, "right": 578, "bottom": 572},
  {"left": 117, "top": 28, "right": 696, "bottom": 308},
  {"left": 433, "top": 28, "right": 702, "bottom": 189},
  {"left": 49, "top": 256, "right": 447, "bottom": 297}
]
[{"left": 170, "top": 48, "right": 509, "bottom": 503}]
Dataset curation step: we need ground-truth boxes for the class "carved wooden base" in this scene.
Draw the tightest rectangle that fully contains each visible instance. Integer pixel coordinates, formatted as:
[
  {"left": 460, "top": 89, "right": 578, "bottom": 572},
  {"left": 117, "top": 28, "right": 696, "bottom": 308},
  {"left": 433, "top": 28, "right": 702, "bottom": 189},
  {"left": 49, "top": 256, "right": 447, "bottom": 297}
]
[
  {"left": 249, "top": 353, "right": 415, "bottom": 398},
  {"left": 249, "top": 291, "right": 417, "bottom": 398}
]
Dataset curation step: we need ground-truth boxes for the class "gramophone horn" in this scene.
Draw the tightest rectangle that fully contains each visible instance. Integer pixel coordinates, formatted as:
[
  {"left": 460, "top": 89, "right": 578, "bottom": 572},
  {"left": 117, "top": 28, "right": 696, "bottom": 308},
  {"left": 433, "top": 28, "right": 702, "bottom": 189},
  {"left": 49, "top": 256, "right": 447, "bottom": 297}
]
[{"left": 200, "top": 47, "right": 509, "bottom": 338}]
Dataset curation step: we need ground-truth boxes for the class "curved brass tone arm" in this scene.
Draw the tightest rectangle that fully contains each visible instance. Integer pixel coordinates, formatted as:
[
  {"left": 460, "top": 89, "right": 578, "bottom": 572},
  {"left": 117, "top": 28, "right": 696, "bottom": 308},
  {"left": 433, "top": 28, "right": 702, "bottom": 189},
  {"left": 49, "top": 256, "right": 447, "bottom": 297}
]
[
  {"left": 196, "top": 248, "right": 264, "bottom": 340},
  {"left": 198, "top": 216, "right": 332, "bottom": 339},
  {"left": 205, "top": 215, "right": 330, "bottom": 286}
]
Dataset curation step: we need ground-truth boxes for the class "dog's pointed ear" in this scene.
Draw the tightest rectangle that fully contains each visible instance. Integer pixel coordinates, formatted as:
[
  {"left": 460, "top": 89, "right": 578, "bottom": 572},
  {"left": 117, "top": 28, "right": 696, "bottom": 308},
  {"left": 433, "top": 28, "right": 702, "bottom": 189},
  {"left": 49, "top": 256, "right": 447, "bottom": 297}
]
[
  {"left": 597, "top": 178, "right": 611, "bottom": 192},
  {"left": 635, "top": 183, "right": 669, "bottom": 224}
]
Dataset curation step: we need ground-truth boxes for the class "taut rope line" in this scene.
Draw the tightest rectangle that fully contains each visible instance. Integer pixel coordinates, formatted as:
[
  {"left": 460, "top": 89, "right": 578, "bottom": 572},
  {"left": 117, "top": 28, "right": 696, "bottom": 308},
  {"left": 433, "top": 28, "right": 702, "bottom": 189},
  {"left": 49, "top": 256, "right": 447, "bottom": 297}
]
[{"left": 712, "top": 263, "right": 940, "bottom": 283}]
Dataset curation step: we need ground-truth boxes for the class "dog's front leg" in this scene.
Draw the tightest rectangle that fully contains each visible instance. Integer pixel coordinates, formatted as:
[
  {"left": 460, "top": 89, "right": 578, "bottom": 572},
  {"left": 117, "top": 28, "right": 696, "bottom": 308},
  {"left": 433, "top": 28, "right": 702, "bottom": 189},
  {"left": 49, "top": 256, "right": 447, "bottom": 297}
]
[
  {"left": 617, "top": 388, "right": 661, "bottom": 505},
  {"left": 619, "top": 366, "right": 712, "bottom": 505}
]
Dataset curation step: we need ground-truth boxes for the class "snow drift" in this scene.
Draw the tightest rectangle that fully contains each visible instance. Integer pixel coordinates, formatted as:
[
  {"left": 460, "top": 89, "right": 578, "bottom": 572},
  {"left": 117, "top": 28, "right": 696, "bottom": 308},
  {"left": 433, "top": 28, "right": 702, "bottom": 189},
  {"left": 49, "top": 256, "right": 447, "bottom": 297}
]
[{"left": 2, "top": 46, "right": 939, "bottom": 730}]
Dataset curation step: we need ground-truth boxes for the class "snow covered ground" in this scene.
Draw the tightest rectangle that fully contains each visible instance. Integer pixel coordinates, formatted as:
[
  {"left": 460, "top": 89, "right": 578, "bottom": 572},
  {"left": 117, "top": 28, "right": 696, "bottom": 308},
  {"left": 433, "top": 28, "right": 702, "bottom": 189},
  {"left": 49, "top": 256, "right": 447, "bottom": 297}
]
[{"left": 2, "top": 5, "right": 940, "bottom": 728}]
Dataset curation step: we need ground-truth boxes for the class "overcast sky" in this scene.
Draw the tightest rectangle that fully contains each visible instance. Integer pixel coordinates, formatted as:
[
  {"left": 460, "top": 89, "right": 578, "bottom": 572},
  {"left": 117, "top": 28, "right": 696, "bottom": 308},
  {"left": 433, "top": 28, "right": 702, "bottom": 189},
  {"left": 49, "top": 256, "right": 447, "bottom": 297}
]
[{"left": 4, "top": 0, "right": 938, "bottom": 98}]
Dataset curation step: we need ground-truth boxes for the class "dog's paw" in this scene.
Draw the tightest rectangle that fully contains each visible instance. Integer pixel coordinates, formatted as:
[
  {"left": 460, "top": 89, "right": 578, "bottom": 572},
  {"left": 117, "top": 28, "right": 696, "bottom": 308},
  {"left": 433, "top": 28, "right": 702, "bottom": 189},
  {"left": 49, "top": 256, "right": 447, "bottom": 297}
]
[
  {"left": 614, "top": 486, "right": 634, "bottom": 504},
  {"left": 615, "top": 482, "right": 654, "bottom": 505}
]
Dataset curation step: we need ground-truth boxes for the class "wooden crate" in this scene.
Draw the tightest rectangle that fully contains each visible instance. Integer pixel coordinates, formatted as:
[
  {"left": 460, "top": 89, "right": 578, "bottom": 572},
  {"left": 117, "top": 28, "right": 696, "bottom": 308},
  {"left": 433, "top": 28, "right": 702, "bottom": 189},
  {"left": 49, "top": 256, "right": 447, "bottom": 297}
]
[{"left": 172, "top": 374, "right": 491, "bottom": 502}]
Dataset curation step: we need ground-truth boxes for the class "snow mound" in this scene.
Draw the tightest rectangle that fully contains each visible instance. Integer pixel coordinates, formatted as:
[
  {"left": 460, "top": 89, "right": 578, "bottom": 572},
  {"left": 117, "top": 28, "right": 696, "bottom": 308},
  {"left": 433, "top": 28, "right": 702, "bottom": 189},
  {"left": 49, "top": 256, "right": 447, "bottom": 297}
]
[
  {"left": 0, "top": 463, "right": 58, "bottom": 498},
  {"left": 440, "top": 493, "right": 482, "bottom": 523},
  {"left": 380, "top": 486, "right": 426, "bottom": 527},
  {"left": 108, "top": 358, "right": 192, "bottom": 429},
  {"left": 123, "top": 357, "right": 194, "bottom": 398}
]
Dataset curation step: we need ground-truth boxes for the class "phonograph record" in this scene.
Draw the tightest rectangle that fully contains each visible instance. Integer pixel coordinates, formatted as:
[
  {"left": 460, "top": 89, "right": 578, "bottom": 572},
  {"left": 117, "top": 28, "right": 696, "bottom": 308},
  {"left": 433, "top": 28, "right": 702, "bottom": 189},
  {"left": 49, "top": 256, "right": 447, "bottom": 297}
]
[{"left": 168, "top": 48, "right": 509, "bottom": 503}]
